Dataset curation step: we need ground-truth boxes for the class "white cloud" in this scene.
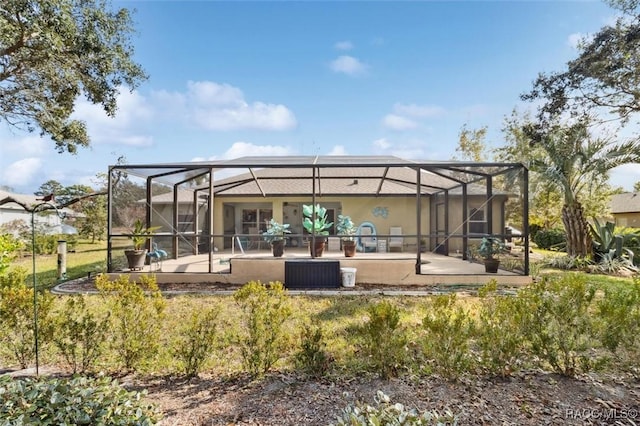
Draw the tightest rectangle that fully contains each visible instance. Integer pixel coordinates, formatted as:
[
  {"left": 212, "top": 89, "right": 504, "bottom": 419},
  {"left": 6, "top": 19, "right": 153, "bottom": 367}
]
[
  {"left": 382, "top": 114, "right": 418, "bottom": 131},
  {"left": 0, "top": 133, "right": 48, "bottom": 156},
  {"left": 610, "top": 163, "right": 640, "bottom": 191},
  {"left": 74, "top": 90, "right": 154, "bottom": 146},
  {"left": 163, "top": 81, "right": 297, "bottom": 131},
  {"left": 334, "top": 41, "right": 353, "bottom": 51},
  {"left": 373, "top": 138, "right": 391, "bottom": 151},
  {"left": 327, "top": 145, "right": 348, "bottom": 155},
  {"left": 567, "top": 32, "right": 595, "bottom": 49},
  {"left": 329, "top": 55, "right": 368, "bottom": 76},
  {"left": 2, "top": 158, "right": 42, "bottom": 187},
  {"left": 223, "top": 141, "right": 294, "bottom": 158},
  {"left": 193, "top": 141, "right": 295, "bottom": 162},
  {"left": 393, "top": 103, "right": 446, "bottom": 118}
]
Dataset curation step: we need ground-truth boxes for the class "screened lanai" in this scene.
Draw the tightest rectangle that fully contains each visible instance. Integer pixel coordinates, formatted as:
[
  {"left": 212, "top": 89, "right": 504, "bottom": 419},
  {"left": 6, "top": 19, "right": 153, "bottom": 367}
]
[{"left": 106, "top": 155, "right": 529, "bottom": 284}]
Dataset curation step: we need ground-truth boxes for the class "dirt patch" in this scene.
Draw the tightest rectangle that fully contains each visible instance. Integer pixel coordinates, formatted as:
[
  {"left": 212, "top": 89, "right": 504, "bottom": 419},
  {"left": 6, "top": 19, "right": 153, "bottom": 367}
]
[
  {"left": 55, "top": 276, "right": 500, "bottom": 296},
  {"left": 136, "top": 372, "right": 640, "bottom": 425}
]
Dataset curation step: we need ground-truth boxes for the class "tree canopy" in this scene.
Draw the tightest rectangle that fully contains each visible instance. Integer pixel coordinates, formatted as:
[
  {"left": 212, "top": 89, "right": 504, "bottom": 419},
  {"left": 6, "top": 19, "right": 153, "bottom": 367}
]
[
  {"left": 0, "top": 0, "right": 147, "bottom": 154},
  {"left": 522, "top": 2, "right": 640, "bottom": 127}
]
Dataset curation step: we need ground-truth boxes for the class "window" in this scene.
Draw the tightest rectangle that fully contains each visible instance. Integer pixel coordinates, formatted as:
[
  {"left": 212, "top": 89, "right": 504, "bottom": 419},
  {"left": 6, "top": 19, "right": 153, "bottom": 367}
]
[{"left": 468, "top": 207, "right": 486, "bottom": 234}]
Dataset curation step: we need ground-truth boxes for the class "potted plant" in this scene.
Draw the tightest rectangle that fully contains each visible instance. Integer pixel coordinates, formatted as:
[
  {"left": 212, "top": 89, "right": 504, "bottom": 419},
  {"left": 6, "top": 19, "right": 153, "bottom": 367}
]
[
  {"left": 336, "top": 214, "right": 357, "bottom": 257},
  {"left": 125, "top": 219, "right": 161, "bottom": 271},
  {"left": 303, "top": 204, "right": 333, "bottom": 257},
  {"left": 477, "top": 236, "right": 507, "bottom": 273},
  {"left": 262, "top": 219, "right": 291, "bottom": 257}
]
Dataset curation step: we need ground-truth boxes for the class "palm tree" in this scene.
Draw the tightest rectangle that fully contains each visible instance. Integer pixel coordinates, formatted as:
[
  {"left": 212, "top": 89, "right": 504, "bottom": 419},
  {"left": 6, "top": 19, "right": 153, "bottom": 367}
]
[{"left": 523, "top": 116, "right": 640, "bottom": 257}]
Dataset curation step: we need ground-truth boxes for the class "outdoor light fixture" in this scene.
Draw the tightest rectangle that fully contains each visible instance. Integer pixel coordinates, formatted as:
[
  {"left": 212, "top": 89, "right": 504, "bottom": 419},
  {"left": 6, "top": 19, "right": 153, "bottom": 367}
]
[{"left": 30, "top": 195, "right": 65, "bottom": 376}]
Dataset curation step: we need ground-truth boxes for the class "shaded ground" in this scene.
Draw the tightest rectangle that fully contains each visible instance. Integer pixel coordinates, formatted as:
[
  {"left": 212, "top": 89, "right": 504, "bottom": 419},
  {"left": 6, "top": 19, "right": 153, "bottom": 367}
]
[{"left": 136, "top": 371, "right": 640, "bottom": 425}]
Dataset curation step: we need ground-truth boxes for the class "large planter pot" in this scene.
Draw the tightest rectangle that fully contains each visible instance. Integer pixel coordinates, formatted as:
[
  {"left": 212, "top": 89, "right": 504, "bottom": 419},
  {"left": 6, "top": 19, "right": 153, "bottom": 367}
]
[
  {"left": 484, "top": 258, "right": 500, "bottom": 273},
  {"left": 343, "top": 240, "right": 356, "bottom": 257},
  {"left": 125, "top": 249, "right": 147, "bottom": 271},
  {"left": 271, "top": 240, "right": 285, "bottom": 257},
  {"left": 310, "top": 238, "right": 326, "bottom": 257}
]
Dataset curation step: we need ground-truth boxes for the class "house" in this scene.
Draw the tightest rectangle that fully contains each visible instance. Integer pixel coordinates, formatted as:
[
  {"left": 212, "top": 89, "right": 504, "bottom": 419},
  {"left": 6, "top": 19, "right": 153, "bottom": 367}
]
[
  {"left": 610, "top": 192, "right": 640, "bottom": 228},
  {"left": 108, "top": 156, "right": 529, "bottom": 277},
  {"left": 0, "top": 190, "right": 80, "bottom": 235}
]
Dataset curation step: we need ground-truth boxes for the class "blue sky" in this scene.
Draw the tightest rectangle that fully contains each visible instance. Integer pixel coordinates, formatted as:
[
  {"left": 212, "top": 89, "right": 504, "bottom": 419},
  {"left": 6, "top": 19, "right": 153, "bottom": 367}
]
[{"left": 2, "top": 0, "right": 639, "bottom": 194}]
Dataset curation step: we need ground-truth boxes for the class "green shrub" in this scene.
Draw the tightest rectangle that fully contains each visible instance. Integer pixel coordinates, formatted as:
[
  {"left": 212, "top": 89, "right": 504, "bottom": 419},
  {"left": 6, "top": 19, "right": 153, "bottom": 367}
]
[
  {"left": 543, "top": 254, "right": 592, "bottom": 271},
  {"left": 173, "top": 306, "right": 219, "bottom": 377},
  {"left": 359, "top": 300, "right": 408, "bottom": 379},
  {"left": 533, "top": 228, "right": 566, "bottom": 250},
  {"left": 0, "top": 267, "right": 27, "bottom": 289},
  {"left": 476, "top": 281, "right": 525, "bottom": 376},
  {"left": 0, "top": 233, "right": 22, "bottom": 275},
  {"left": 595, "top": 277, "right": 640, "bottom": 364},
  {"left": 333, "top": 390, "right": 458, "bottom": 426},
  {"left": 97, "top": 274, "right": 166, "bottom": 372},
  {"left": 421, "top": 294, "right": 474, "bottom": 379},
  {"left": 0, "top": 284, "right": 54, "bottom": 368},
  {"left": 52, "top": 294, "right": 110, "bottom": 374},
  {"left": 518, "top": 275, "right": 599, "bottom": 376},
  {"left": 233, "top": 280, "right": 292, "bottom": 377},
  {"left": 0, "top": 375, "right": 159, "bottom": 425},
  {"left": 295, "top": 322, "right": 332, "bottom": 377}
]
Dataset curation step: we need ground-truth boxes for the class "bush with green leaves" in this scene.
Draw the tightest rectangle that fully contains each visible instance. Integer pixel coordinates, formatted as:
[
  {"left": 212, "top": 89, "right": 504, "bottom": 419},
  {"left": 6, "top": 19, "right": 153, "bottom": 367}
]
[
  {"left": 0, "top": 375, "right": 159, "bottom": 425},
  {"left": 0, "top": 233, "right": 22, "bottom": 275},
  {"left": 476, "top": 281, "right": 525, "bottom": 376},
  {"left": 594, "top": 277, "right": 640, "bottom": 368},
  {"left": 532, "top": 228, "right": 566, "bottom": 250},
  {"left": 96, "top": 273, "right": 166, "bottom": 372},
  {"left": 543, "top": 254, "right": 592, "bottom": 271},
  {"left": 172, "top": 306, "right": 220, "bottom": 377},
  {"left": 295, "top": 322, "right": 332, "bottom": 377},
  {"left": 52, "top": 294, "right": 110, "bottom": 374},
  {"left": 233, "top": 280, "right": 292, "bottom": 377},
  {"left": 0, "top": 284, "right": 54, "bottom": 369},
  {"left": 421, "top": 294, "right": 474, "bottom": 378},
  {"left": 0, "top": 266, "right": 27, "bottom": 289},
  {"left": 333, "top": 390, "right": 458, "bottom": 426},
  {"left": 517, "top": 274, "right": 599, "bottom": 376},
  {"left": 358, "top": 300, "right": 408, "bottom": 379}
]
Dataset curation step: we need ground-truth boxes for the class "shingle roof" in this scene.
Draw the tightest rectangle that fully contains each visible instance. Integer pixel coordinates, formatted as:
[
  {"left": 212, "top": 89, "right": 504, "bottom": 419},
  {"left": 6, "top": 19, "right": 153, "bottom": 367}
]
[{"left": 611, "top": 192, "right": 640, "bottom": 214}]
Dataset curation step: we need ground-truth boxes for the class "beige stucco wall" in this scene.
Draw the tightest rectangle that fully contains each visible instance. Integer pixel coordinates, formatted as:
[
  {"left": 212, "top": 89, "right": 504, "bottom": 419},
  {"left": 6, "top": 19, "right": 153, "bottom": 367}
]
[
  {"left": 614, "top": 213, "right": 640, "bottom": 228},
  {"left": 150, "top": 194, "right": 508, "bottom": 256},
  {"left": 213, "top": 195, "right": 431, "bottom": 250}
]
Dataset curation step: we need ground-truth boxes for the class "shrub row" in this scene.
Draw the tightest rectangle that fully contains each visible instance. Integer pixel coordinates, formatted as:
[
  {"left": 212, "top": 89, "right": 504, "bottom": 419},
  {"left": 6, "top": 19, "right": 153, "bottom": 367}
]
[{"left": 1, "top": 274, "right": 639, "bottom": 380}]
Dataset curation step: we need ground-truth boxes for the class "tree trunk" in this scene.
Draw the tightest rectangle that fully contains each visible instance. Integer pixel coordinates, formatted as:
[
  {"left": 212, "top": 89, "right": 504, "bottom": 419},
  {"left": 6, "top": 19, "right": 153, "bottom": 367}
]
[{"left": 561, "top": 202, "right": 592, "bottom": 257}]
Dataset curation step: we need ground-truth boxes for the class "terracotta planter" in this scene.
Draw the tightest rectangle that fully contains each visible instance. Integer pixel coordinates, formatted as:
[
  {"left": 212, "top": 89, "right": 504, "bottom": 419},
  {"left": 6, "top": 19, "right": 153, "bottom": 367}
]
[
  {"left": 343, "top": 240, "right": 356, "bottom": 257},
  {"left": 310, "top": 238, "right": 326, "bottom": 257},
  {"left": 271, "top": 240, "right": 285, "bottom": 257},
  {"left": 125, "top": 249, "right": 147, "bottom": 271},
  {"left": 484, "top": 258, "right": 500, "bottom": 273}
]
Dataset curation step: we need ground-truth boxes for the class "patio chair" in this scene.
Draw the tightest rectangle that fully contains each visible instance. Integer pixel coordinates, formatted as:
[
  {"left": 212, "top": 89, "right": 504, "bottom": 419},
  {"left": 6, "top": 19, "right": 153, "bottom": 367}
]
[
  {"left": 359, "top": 225, "right": 378, "bottom": 252},
  {"left": 248, "top": 227, "right": 267, "bottom": 250},
  {"left": 388, "top": 226, "right": 404, "bottom": 252},
  {"left": 146, "top": 242, "right": 167, "bottom": 272}
]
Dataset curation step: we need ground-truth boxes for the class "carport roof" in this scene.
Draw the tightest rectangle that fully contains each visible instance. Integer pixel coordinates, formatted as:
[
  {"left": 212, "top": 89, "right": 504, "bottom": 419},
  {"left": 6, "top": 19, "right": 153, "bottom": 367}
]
[{"left": 111, "top": 155, "right": 525, "bottom": 196}]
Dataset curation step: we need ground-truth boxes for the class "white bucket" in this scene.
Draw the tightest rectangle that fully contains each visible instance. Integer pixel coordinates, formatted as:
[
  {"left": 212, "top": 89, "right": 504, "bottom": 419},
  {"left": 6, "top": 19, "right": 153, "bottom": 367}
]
[{"left": 341, "top": 267, "right": 357, "bottom": 287}]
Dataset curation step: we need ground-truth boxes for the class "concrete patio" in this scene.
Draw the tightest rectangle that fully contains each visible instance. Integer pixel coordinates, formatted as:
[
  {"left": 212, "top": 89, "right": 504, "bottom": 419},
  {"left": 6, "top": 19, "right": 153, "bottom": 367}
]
[{"left": 112, "top": 247, "right": 531, "bottom": 287}]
